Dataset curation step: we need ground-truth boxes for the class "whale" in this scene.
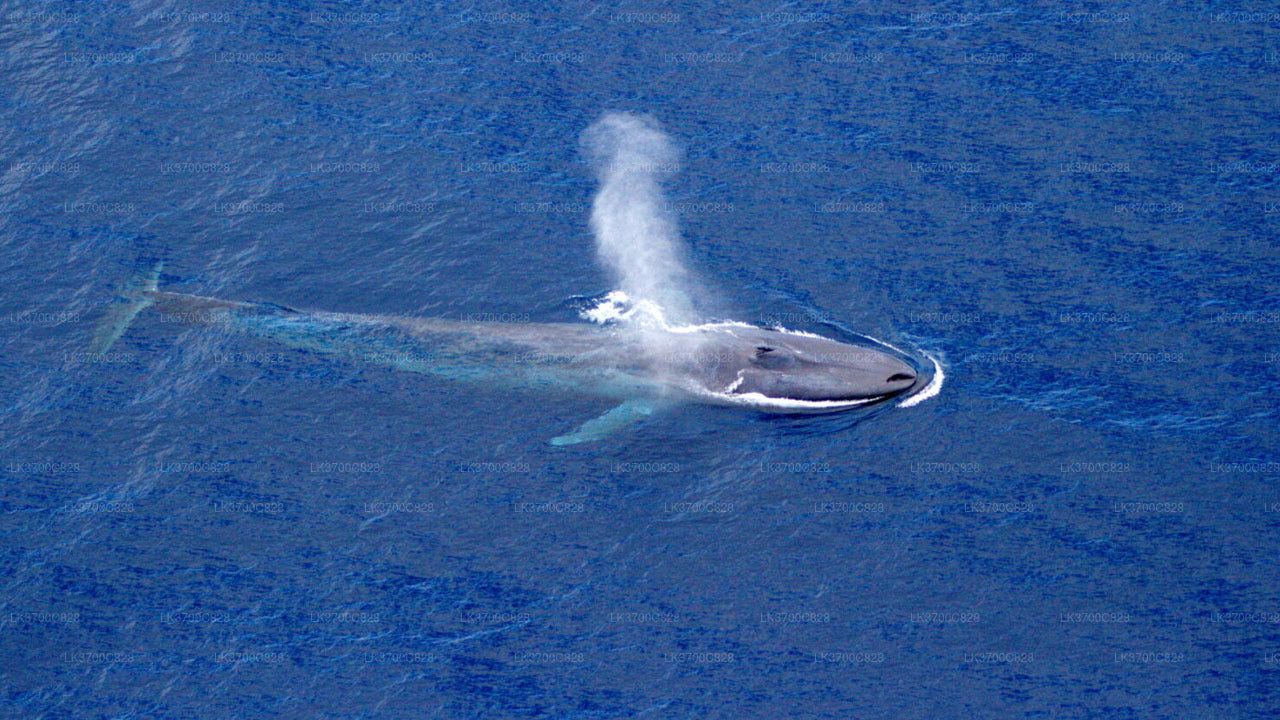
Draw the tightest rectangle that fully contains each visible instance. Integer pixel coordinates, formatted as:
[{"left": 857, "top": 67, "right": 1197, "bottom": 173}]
[{"left": 90, "top": 264, "right": 923, "bottom": 445}]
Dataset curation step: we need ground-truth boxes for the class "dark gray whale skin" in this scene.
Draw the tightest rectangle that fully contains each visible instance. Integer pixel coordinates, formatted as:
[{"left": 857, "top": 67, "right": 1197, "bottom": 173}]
[
  {"left": 93, "top": 280, "right": 920, "bottom": 443},
  {"left": 139, "top": 291, "right": 917, "bottom": 402}
]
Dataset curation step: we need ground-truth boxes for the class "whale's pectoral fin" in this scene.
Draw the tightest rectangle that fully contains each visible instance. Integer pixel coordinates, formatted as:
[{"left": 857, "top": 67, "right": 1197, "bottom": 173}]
[{"left": 550, "top": 399, "right": 658, "bottom": 446}]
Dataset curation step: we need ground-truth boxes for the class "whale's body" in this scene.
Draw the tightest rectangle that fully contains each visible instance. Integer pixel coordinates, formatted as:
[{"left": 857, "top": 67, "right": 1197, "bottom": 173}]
[{"left": 94, "top": 278, "right": 922, "bottom": 444}]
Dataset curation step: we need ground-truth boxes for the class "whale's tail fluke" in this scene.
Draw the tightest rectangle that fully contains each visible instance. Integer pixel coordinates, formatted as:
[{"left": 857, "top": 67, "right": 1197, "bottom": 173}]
[{"left": 89, "top": 261, "right": 162, "bottom": 353}]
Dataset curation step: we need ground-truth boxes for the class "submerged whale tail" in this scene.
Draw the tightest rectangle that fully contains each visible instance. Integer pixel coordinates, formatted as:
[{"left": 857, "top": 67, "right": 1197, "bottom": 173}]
[{"left": 89, "top": 261, "right": 162, "bottom": 353}]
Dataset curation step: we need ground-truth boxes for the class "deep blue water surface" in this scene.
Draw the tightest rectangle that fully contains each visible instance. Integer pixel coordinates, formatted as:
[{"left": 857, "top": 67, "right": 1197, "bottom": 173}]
[{"left": 2, "top": 2, "right": 1278, "bottom": 718}]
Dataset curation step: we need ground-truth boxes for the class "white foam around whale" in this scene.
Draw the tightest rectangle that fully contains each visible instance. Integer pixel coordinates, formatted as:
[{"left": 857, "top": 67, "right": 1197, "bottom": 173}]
[{"left": 898, "top": 352, "right": 944, "bottom": 408}]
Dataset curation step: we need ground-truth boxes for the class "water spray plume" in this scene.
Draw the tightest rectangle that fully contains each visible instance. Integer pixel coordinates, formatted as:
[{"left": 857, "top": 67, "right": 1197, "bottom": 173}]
[{"left": 582, "top": 112, "right": 697, "bottom": 326}]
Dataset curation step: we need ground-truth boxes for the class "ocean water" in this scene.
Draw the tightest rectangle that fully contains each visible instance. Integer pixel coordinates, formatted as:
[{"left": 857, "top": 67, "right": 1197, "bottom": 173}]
[{"left": 2, "top": 2, "right": 1278, "bottom": 718}]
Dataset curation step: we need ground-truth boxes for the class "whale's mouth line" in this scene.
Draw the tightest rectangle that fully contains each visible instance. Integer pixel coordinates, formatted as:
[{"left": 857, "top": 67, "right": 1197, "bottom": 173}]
[
  {"left": 725, "top": 383, "right": 914, "bottom": 401},
  {"left": 703, "top": 388, "right": 899, "bottom": 414}
]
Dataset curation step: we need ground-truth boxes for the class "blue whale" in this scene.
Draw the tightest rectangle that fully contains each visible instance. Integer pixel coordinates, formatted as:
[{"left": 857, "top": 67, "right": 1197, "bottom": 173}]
[{"left": 91, "top": 265, "right": 922, "bottom": 444}]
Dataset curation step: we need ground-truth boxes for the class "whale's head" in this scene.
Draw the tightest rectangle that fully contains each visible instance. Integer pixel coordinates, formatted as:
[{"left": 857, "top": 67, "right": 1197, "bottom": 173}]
[{"left": 686, "top": 326, "right": 918, "bottom": 411}]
